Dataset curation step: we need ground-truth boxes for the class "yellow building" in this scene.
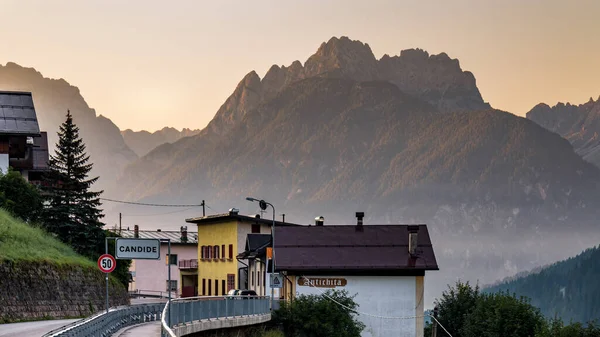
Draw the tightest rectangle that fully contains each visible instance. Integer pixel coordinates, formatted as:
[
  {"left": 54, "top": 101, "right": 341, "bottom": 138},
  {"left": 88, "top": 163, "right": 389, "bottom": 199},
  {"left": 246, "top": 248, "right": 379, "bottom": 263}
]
[{"left": 185, "top": 208, "right": 298, "bottom": 296}]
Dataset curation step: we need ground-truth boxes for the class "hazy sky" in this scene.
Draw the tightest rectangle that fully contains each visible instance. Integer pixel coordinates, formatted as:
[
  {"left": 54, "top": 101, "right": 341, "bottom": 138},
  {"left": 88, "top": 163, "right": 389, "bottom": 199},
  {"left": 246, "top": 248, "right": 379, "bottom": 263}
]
[{"left": 1, "top": 0, "right": 599, "bottom": 132}]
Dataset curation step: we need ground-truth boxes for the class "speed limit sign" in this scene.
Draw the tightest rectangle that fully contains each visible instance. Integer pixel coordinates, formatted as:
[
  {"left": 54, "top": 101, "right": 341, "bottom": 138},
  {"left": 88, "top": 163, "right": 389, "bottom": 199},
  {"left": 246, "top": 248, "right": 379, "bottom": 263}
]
[{"left": 98, "top": 254, "right": 116, "bottom": 273}]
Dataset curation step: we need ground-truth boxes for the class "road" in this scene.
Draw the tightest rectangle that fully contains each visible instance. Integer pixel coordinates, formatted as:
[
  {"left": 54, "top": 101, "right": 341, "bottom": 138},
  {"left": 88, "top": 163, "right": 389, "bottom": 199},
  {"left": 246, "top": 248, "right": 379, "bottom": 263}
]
[
  {"left": 0, "top": 298, "right": 166, "bottom": 337},
  {"left": 0, "top": 319, "right": 78, "bottom": 337}
]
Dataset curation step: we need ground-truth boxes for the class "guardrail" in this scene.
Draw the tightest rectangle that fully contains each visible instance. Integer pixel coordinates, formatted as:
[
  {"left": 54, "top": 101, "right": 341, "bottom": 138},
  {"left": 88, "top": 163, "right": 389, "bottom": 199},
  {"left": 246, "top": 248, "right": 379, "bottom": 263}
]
[
  {"left": 129, "top": 289, "right": 172, "bottom": 298},
  {"left": 161, "top": 296, "right": 270, "bottom": 337},
  {"left": 42, "top": 303, "right": 165, "bottom": 337}
]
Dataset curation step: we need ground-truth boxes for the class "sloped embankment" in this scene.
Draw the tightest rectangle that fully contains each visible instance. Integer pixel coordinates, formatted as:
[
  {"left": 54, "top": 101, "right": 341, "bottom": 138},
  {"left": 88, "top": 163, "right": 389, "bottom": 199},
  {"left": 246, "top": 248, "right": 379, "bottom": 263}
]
[{"left": 0, "top": 210, "right": 129, "bottom": 323}]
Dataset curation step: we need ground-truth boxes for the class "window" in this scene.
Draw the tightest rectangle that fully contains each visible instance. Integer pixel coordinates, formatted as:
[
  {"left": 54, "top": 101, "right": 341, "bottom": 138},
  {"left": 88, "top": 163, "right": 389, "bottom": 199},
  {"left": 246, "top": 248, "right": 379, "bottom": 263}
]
[
  {"left": 221, "top": 245, "right": 225, "bottom": 259},
  {"left": 215, "top": 279, "right": 218, "bottom": 296},
  {"left": 165, "top": 254, "right": 178, "bottom": 265},
  {"left": 208, "top": 279, "right": 212, "bottom": 296},
  {"left": 228, "top": 244, "right": 233, "bottom": 259},
  {"left": 202, "top": 279, "right": 206, "bottom": 295},
  {"left": 166, "top": 280, "right": 177, "bottom": 291},
  {"left": 222, "top": 280, "right": 226, "bottom": 295},
  {"left": 258, "top": 270, "right": 261, "bottom": 286},
  {"left": 227, "top": 274, "right": 235, "bottom": 292},
  {"left": 251, "top": 270, "right": 255, "bottom": 286},
  {"left": 251, "top": 224, "right": 260, "bottom": 233},
  {"left": 213, "top": 245, "right": 219, "bottom": 259}
]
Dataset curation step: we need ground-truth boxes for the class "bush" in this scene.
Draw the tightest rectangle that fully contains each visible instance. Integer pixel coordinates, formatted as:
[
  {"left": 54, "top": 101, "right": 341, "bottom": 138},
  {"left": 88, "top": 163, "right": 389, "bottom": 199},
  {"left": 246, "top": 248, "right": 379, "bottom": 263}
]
[
  {"left": 272, "top": 289, "right": 365, "bottom": 337},
  {"left": 0, "top": 169, "right": 43, "bottom": 224}
]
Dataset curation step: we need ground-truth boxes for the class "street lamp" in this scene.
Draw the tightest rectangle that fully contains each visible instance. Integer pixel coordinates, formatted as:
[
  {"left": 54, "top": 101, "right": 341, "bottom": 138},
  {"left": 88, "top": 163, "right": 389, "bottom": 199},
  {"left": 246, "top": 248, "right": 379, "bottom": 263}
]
[{"left": 246, "top": 197, "right": 275, "bottom": 310}]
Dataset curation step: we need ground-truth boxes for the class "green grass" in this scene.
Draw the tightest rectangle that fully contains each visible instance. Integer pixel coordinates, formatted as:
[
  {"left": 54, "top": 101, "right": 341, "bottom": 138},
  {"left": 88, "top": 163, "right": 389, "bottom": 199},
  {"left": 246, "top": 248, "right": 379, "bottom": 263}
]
[{"left": 0, "top": 209, "right": 95, "bottom": 267}]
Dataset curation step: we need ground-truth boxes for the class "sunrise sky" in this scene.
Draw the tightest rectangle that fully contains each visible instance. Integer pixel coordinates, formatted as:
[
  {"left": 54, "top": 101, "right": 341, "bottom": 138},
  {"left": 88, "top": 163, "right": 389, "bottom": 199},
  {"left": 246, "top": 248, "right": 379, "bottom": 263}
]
[{"left": 1, "top": 0, "right": 599, "bottom": 132}]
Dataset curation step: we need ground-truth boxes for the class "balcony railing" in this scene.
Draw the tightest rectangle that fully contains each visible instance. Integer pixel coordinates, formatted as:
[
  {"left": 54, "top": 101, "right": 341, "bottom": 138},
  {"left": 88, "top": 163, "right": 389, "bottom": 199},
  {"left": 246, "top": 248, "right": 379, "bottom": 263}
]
[{"left": 178, "top": 259, "right": 198, "bottom": 269}]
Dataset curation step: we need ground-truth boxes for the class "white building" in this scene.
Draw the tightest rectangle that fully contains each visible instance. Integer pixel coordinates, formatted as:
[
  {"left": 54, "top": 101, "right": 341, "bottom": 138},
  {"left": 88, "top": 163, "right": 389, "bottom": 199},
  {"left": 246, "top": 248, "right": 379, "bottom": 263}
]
[{"left": 274, "top": 212, "right": 439, "bottom": 337}]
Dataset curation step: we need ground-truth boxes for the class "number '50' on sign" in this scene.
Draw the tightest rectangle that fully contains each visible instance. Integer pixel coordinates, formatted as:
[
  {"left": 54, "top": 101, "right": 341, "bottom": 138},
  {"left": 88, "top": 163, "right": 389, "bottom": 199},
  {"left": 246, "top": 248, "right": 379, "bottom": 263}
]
[{"left": 98, "top": 254, "right": 116, "bottom": 273}]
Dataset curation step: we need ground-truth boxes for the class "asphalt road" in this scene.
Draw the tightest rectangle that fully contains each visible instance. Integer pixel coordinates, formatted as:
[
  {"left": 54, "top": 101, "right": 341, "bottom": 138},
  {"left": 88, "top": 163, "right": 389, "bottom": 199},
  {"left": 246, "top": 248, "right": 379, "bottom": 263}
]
[
  {"left": 0, "top": 319, "right": 78, "bottom": 337},
  {"left": 0, "top": 299, "right": 166, "bottom": 337}
]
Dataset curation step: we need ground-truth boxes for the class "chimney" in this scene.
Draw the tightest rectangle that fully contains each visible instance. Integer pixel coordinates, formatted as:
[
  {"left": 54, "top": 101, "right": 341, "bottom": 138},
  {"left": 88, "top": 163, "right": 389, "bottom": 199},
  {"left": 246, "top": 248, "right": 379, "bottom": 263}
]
[
  {"left": 355, "top": 212, "right": 364, "bottom": 232},
  {"left": 134, "top": 225, "right": 139, "bottom": 238},
  {"left": 181, "top": 225, "right": 188, "bottom": 243},
  {"left": 315, "top": 216, "right": 324, "bottom": 226},
  {"left": 408, "top": 225, "right": 419, "bottom": 256},
  {"left": 229, "top": 208, "right": 239, "bottom": 215}
]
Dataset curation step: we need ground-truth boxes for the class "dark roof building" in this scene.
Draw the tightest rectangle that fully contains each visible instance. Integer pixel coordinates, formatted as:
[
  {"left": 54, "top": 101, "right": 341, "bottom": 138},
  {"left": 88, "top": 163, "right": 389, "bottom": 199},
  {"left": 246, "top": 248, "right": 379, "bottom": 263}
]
[
  {"left": 237, "top": 234, "right": 271, "bottom": 260},
  {"left": 274, "top": 223, "right": 438, "bottom": 275},
  {"left": 0, "top": 91, "right": 41, "bottom": 136}
]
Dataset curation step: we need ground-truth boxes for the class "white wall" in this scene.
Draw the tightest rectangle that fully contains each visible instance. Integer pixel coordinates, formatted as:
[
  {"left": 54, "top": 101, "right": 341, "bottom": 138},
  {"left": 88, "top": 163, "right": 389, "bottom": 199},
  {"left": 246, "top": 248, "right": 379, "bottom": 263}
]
[
  {"left": 295, "top": 275, "right": 420, "bottom": 337},
  {"left": 0, "top": 154, "right": 8, "bottom": 174}
]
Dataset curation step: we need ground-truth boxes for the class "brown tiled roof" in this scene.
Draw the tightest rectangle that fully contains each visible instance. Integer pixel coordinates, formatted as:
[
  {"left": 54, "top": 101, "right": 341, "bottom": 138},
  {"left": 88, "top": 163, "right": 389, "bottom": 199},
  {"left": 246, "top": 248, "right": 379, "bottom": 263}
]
[{"left": 274, "top": 224, "right": 438, "bottom": 273}]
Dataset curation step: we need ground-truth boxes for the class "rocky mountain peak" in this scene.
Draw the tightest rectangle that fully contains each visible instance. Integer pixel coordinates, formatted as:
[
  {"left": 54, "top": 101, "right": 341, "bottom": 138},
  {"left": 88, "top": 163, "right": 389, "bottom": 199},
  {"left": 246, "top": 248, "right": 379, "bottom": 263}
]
[{"left": 304, "top": 36, "right": 379, "bottom": 81}]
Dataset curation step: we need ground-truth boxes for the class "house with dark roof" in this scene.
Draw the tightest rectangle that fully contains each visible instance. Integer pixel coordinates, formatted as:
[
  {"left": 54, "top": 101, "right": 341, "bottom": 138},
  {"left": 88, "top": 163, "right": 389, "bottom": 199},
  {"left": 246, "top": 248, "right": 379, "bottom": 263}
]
[
  {"left": 274, "top": 212, "right": 438, "bottom": 337},
  {"left": 236, "top": 234, "right": 272, "bottom": 296},
  {"left": 0, "top": 91, "right": 49, "bottom": 181},
  {"left": 120, "top": 225, "right": 199, "bottom": 298}
]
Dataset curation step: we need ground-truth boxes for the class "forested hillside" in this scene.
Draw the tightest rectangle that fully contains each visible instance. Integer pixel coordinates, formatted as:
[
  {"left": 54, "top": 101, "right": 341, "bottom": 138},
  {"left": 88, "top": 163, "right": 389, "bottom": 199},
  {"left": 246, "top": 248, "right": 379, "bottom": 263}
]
[{"left": 484, "top": 245, "right": 600, "bottom": 323}]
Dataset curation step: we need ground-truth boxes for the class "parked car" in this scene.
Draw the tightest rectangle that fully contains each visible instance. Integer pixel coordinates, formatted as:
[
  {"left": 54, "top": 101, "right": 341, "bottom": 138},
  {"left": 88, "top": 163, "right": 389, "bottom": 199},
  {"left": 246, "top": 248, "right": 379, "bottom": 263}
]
[{"left": 226, "top": 289, "right": 257, "bottom": 299}]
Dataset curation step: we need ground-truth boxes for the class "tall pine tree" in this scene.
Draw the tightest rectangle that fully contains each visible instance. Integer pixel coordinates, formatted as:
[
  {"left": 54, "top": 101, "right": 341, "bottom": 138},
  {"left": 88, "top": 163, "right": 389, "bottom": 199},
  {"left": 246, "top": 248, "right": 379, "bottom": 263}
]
[{"left": 42, "top": 110, "right": 104, "bottom": 257}]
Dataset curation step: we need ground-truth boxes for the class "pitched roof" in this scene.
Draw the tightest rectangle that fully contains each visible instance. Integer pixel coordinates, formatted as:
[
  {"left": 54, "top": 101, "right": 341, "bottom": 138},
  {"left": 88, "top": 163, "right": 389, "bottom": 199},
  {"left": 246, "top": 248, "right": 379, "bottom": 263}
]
[
  {"left": 186, "top": 212, "right": 300, "bottom": 227},
  {"left": 0, "top": 91, "right": 40, "bottom": 136},
  {"left": 274, "top": 224, "right": 438, "bottom": 273},
  {"left": 237, "top": 234, "right": 271, "bottom": 259},
  {"left": 120, "top": 229, "right": 198, "bottom": 244}
]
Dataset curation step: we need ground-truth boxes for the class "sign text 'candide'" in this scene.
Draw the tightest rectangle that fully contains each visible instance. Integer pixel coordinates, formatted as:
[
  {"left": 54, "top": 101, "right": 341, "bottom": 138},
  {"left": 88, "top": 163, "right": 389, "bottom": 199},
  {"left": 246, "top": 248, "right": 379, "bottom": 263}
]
[{"left": 115, "top": 238, "right": 161, "bottom": 260}]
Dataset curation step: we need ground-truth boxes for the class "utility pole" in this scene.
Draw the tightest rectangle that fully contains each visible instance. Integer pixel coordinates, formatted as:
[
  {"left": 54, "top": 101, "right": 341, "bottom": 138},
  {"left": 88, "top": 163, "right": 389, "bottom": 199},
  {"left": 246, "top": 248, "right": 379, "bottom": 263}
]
[
  {"left": 201, "top": 200, "right": 206, "bottom": 216},
  {"left": 431, "top": 306, "right": 438, "bottom": 337},
  {"left": 119, "top": 213, "right": 122, "bottom": 235},
  {"left": 281, "top": 214, "right": 285, "bottom": 223}
]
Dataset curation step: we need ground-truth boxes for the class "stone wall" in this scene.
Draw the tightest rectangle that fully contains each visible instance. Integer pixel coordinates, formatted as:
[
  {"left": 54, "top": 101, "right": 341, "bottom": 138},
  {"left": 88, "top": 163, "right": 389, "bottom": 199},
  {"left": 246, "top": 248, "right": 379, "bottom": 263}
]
[{"left": 0, "top": 260, "right": 129, "bottom": 323}]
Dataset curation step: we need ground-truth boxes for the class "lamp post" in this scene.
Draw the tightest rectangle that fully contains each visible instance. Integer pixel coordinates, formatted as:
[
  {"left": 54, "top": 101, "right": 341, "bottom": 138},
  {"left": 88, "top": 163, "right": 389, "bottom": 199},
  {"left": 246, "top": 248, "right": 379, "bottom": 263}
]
[{"left": 246, "top": 197, "right": 275, "bottom": 310}]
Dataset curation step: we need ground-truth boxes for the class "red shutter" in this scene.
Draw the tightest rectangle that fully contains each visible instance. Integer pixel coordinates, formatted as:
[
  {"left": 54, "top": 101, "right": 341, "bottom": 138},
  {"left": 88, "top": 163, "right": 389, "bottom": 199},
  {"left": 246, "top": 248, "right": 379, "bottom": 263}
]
[{"left": 229, "top": 244, "right": 233, "bottom": 259}]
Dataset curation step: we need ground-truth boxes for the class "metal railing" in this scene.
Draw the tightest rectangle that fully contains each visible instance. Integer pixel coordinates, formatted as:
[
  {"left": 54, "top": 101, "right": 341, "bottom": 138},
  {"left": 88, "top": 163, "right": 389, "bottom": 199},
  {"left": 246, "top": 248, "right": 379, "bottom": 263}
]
[
  {"left": 129, "top": 289, "right": 173, "bottom": 298},
  {"left": 42, "top": 303, "right": 165, "bottom": 337},
  {"left": 178, "top": 259, "right": 198, "bottom": 269},
  {"left": 161, "top": 296, "right": 270, "bottom": 337}
]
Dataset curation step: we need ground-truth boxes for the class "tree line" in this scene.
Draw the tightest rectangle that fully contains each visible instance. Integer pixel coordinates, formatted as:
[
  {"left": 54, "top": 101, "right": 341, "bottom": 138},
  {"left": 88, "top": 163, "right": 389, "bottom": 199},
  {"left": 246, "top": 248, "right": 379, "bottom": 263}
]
[
  {"left": 427, "top": 281, "right": 600, "bottom": 337},
  {"left": 0, "top": 111, "right": 130, "bottom": 287}
]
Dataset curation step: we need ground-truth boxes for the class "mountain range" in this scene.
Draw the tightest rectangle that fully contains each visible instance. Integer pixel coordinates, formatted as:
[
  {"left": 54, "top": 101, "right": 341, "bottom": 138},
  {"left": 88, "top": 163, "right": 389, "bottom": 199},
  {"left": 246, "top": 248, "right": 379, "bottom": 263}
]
[
  {"left": 0, "top": 62, "right": 137, "bottom": 191},
  {"left": 527, "top": 97, "right": 600, "bottom": 168},
  {"left": 121, "top": 127, "right": 201, "bottom": 157},
  {"left": 115, "top": 37, "right": 600, "bottom": 234}
]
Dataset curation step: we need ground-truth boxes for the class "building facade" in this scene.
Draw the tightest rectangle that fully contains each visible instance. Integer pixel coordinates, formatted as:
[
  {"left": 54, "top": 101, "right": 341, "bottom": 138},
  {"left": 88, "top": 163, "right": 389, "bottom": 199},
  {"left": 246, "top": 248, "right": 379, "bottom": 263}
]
[
  {"left": 185, "top": 209, "right": 298, "bottom": 297},
  {"left": 121, "top": 226, "right": 198, "bottom": 298},
  {"left": 236, "top": 234, "right": 271, "bottom": 296},
  {"left": 274, "top": 213, "right": 439, "bottom": 337},
  {"left": 0, "top": 91, "right": 49, "bottom": 180}
]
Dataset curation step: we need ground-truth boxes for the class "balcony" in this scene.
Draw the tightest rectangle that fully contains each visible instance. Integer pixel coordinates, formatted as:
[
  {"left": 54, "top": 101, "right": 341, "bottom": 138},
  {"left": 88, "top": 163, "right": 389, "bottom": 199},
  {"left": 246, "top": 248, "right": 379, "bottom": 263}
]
[{"left": 178, "top": 259, "right": 198, "bottom": 270}]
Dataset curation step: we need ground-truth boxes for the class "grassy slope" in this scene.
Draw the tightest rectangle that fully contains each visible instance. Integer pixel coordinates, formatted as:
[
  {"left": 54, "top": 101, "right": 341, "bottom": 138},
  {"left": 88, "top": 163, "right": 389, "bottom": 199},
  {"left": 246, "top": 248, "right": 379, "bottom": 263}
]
[{"left": 0, "top": 209, "right": 95, "bottom": 267}]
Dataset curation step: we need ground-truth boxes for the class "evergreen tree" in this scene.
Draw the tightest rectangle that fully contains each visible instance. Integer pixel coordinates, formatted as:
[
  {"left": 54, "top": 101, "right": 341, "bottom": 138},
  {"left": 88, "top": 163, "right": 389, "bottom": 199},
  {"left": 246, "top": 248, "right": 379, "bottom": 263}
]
[{"left": 42, "top": 110, "right": 104, "bottom": 257}]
